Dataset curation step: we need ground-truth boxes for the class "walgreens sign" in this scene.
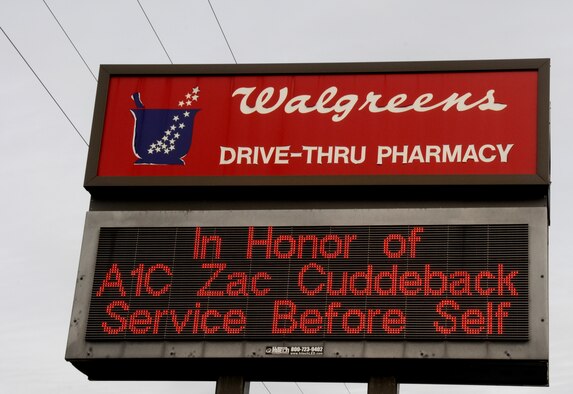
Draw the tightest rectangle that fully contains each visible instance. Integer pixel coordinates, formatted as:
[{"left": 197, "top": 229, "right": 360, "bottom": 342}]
[{"left": 86, "top": 60, "right": 549, "bottom": 186}]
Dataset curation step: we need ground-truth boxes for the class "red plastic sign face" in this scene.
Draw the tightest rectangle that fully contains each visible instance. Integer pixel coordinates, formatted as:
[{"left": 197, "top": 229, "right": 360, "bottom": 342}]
[{"left": 95, "top": 70, "right": 539, "bottom": 178}]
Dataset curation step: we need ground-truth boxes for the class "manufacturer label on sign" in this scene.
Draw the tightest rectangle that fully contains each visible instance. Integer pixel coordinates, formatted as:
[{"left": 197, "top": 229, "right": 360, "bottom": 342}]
[{"left": 265, "top": 346, "right": 324, "bottom": 356}]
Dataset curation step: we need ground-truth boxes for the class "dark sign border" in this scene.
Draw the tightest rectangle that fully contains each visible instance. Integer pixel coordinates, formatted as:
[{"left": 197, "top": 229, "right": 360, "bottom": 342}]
[{"left": 83, "top": 59, "right": 550, "bottom": 193}]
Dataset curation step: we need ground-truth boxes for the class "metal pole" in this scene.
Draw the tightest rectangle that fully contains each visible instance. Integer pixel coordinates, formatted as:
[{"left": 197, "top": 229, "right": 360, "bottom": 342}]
[
  {"left": 215, "top": 376, "right": 250, "bottom": 394},
  {"left": 367, "top": 377, "right": 399, "bottom": 394}
]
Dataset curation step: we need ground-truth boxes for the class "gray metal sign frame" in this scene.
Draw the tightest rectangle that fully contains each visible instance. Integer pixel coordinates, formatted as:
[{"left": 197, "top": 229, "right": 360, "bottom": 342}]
[{"left": 66, "top": 207, "right": 548, "bottom": 385}]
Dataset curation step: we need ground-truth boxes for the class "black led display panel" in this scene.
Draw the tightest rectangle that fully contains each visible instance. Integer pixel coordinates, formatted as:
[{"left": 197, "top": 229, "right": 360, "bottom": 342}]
[{"left": 86, "top": 224, "right": 528, "bottom": 341}]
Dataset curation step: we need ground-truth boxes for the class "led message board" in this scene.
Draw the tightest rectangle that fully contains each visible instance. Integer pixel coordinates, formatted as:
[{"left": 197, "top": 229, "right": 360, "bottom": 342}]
[
  {"left": 66, "top": 208, "right": 548, "bottom": 385},
  {"left": 84, "top": 59, "right": 550, "bottom": 190},
  {"left": 87, "top": 224, "right": 528, "bottom": 341}
]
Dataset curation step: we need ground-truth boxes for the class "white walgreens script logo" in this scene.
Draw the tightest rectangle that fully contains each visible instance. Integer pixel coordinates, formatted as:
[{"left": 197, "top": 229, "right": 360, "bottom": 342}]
[{"left": 232, "top": 86, "right": 507, "bottom": 122}]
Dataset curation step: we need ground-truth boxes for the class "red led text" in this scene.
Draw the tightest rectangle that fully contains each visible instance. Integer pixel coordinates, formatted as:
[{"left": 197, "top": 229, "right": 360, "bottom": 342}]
[
  {"left": 196, "top": 262, "right": 271, "bottom": 297},
  {"left": 246, "top": 226, "right": 357, "bottom": 259},
  {"left": 272, "top": 300, "right": 406, "bottom": 335},
  {"left": 88, "top": 224, "right": 527, "bottom": 340},
  {"left": 434, "top": 300, "right": 511, "bottom": 335},
  {"left": 101, "top": 300, "right": 246, "bottom": 335}
]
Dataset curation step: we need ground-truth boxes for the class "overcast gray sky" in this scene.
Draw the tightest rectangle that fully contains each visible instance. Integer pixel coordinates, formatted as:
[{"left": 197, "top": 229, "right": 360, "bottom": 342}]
[{"left": 0, "top": 1, "right": 570, "bottom": 393}]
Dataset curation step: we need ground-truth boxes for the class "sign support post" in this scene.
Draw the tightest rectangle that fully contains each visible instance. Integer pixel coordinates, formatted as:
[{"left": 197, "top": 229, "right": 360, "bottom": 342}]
[
  {"left": 368, "top": 377, "right": 399, "bottom": 394},
  {"left": 215, "top": 376, "right": 250, "bottom": 394}
]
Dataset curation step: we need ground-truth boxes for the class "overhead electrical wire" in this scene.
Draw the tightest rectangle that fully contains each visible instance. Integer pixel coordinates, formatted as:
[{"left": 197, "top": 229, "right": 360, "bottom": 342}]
[
  {"left": 43, "top": 0, "right": 97, "bottom": 82},
  {"left": 208, "top": 0, "right": 238, "bottom": 64},
  {"left": 137, "top": 0, "right": 173, "bottom": 64},
  {"left": 260, "top": 381, "right": 272, "bottom": 393},
  {"left": 1, "top": 26, "right": 89, "bottom": 147}
]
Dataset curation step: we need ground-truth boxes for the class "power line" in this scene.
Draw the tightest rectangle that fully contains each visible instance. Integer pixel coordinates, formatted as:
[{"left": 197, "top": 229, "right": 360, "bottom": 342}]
[
  {"left": 1, "top": 26, "right": 89, "bottom": 147},
  {"left": 137, "top": 0, "right": 173, "bottom": 64},
  {"left": 261, "top": 382, "right": 272, "bottom": 394},
  {"left": 43, "top": 0, "right": 97, "bottom": 81},
  {"left": 207, "top": 0, "right": 238, "bottom": 64},
  {"left": 295, "top": 382, "right": 305, "bottom": 394}
]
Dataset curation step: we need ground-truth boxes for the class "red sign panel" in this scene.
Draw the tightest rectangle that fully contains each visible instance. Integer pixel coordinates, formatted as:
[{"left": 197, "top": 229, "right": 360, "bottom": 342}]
[{"left": 85, "top": 60, "right": 549, "bottom": 186}]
